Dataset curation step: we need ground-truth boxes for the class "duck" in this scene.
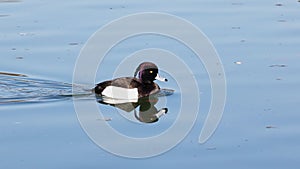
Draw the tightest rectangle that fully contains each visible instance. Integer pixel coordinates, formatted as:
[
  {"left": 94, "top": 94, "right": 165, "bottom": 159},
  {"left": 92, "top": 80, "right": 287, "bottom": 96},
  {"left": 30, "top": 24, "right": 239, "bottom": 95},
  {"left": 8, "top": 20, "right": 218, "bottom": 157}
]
[{"left": 94, "top": 62, "right": 167, "bottom": 100}]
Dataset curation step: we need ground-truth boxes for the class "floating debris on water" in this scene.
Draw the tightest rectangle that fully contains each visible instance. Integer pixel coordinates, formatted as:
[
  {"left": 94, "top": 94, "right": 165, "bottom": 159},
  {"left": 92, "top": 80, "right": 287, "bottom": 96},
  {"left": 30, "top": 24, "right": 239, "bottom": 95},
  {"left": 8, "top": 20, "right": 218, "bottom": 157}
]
[
  {"left": 16, "top": 56, "right": 23, "bottom": 59},
  {"left": 231, "top": 2, "right": 244, "bottom": 5},
  {"left": 19, "top": 32, "right": 35, "bottom": 36},
  {"left": 234, "top": 61, "right": 242, "bottom": 65},
  {"left": 263, "top": 108, "right": 272, "bottom": 112},
  {"left": 206, "top": 147, "right": 217, "bottom": 150},
  {"left": 97, "top": 117, "right": 112, "bottom": 121},
  {"left": 0, "top": 14, "right": 10, "bottom": 17},
  {"left": 269, "top": 64, "right": 287, "bottom": 67},
  {"left": 68, "top": 42, "right": 79, "bottom": 46},
  {"left": 14, "top": 121, "right": 22, "bottom": 125},
  {"left": 277, "top": 19, "right": 286, "bottom": 22},
  {"left": 232, "top": 26, "right": 241, "bottom": 29},
  {"left": 0, "top": 0, "right": 22, "bottom": 3},
  {"left": 266, "top": 125, "right": 276, "bottom": 129}
]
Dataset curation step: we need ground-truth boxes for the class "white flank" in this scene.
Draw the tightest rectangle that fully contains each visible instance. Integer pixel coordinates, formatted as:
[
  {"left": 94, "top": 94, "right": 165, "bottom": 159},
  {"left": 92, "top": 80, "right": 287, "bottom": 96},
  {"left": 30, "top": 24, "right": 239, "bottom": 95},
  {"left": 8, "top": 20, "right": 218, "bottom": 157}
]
[{"left": 102, "top": 86, "right": 138, "bottom": 100}]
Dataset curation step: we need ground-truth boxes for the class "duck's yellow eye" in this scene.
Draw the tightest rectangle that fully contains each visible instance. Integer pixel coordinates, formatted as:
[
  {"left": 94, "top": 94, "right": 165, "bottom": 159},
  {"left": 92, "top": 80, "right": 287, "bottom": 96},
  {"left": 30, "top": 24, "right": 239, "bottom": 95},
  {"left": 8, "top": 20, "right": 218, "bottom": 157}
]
[{"left": 149, "top": 70, "right": 153, "bottom": 73}]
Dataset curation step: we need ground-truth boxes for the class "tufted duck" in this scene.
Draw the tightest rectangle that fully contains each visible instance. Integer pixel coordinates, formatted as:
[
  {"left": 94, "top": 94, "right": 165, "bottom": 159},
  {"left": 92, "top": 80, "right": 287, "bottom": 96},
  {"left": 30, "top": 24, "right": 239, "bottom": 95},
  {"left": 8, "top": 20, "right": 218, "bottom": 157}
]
[{"left": 94, "top": 62, "right": 167, "bottom": 100}]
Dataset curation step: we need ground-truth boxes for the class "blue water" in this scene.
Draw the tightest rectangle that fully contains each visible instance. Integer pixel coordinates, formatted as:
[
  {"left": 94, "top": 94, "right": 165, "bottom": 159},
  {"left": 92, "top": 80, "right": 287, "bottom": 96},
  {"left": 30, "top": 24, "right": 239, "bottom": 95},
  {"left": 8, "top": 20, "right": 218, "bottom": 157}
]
[{"left": 1, "top": 0, "right": 300, "bottom": 168}]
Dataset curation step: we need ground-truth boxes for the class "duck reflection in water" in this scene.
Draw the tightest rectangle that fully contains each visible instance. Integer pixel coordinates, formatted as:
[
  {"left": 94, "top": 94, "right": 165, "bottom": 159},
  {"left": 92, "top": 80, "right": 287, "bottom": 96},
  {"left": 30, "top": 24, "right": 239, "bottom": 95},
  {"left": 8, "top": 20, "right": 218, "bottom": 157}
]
[{"left": 96, "top": 95, "right": 168, "bottom": 123}]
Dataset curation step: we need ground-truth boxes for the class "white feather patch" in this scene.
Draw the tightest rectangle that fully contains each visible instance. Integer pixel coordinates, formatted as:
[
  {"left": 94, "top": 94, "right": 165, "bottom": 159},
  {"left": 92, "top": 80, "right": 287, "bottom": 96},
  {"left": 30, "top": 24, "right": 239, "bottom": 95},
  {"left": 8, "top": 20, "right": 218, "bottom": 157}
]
[{"left": 102, "top": 86, "right": 138, "bottom": 100}]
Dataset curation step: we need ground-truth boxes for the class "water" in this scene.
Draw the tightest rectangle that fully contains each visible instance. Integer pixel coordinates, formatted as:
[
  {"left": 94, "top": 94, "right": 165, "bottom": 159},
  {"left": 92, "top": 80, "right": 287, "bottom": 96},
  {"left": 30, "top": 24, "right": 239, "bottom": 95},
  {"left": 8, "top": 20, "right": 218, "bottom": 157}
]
[{"left": 1, "top": 0, "right": 300, "bottom": 168}]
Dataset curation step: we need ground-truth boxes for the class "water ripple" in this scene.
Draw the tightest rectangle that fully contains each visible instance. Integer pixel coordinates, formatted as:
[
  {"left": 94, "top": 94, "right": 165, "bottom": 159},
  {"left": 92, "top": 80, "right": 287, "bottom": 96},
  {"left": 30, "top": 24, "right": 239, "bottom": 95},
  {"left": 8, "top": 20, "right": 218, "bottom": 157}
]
[{"left": 0, "top": 74, "right": 92, "bottom": 104}]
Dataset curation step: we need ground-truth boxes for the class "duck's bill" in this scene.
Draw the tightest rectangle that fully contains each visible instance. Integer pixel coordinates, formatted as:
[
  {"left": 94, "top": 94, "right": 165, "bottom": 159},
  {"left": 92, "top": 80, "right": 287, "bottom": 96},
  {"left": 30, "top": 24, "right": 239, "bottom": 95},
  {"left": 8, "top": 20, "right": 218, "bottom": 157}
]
[
  {"left": 155, "top": 74, "right": 168, "bottom": 82},
  {"left": 155, "top": 108, "right": 168, "bottom": 118}
]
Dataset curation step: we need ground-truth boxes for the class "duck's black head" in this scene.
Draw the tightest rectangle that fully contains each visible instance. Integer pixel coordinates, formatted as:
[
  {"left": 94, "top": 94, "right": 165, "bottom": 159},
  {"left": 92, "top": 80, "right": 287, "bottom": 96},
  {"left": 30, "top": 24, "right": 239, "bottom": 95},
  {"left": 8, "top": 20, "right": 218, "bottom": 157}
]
[{"left": 134, "top": 62, "right": 167, "bottom": 84}]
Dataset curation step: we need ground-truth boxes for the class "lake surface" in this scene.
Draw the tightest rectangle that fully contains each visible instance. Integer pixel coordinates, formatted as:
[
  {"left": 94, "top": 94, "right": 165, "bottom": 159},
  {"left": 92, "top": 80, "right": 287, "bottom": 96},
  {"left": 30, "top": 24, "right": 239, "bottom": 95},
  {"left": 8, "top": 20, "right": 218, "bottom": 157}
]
[{"left": 1, "top": 0, "right": 300, "bottom": 168}]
